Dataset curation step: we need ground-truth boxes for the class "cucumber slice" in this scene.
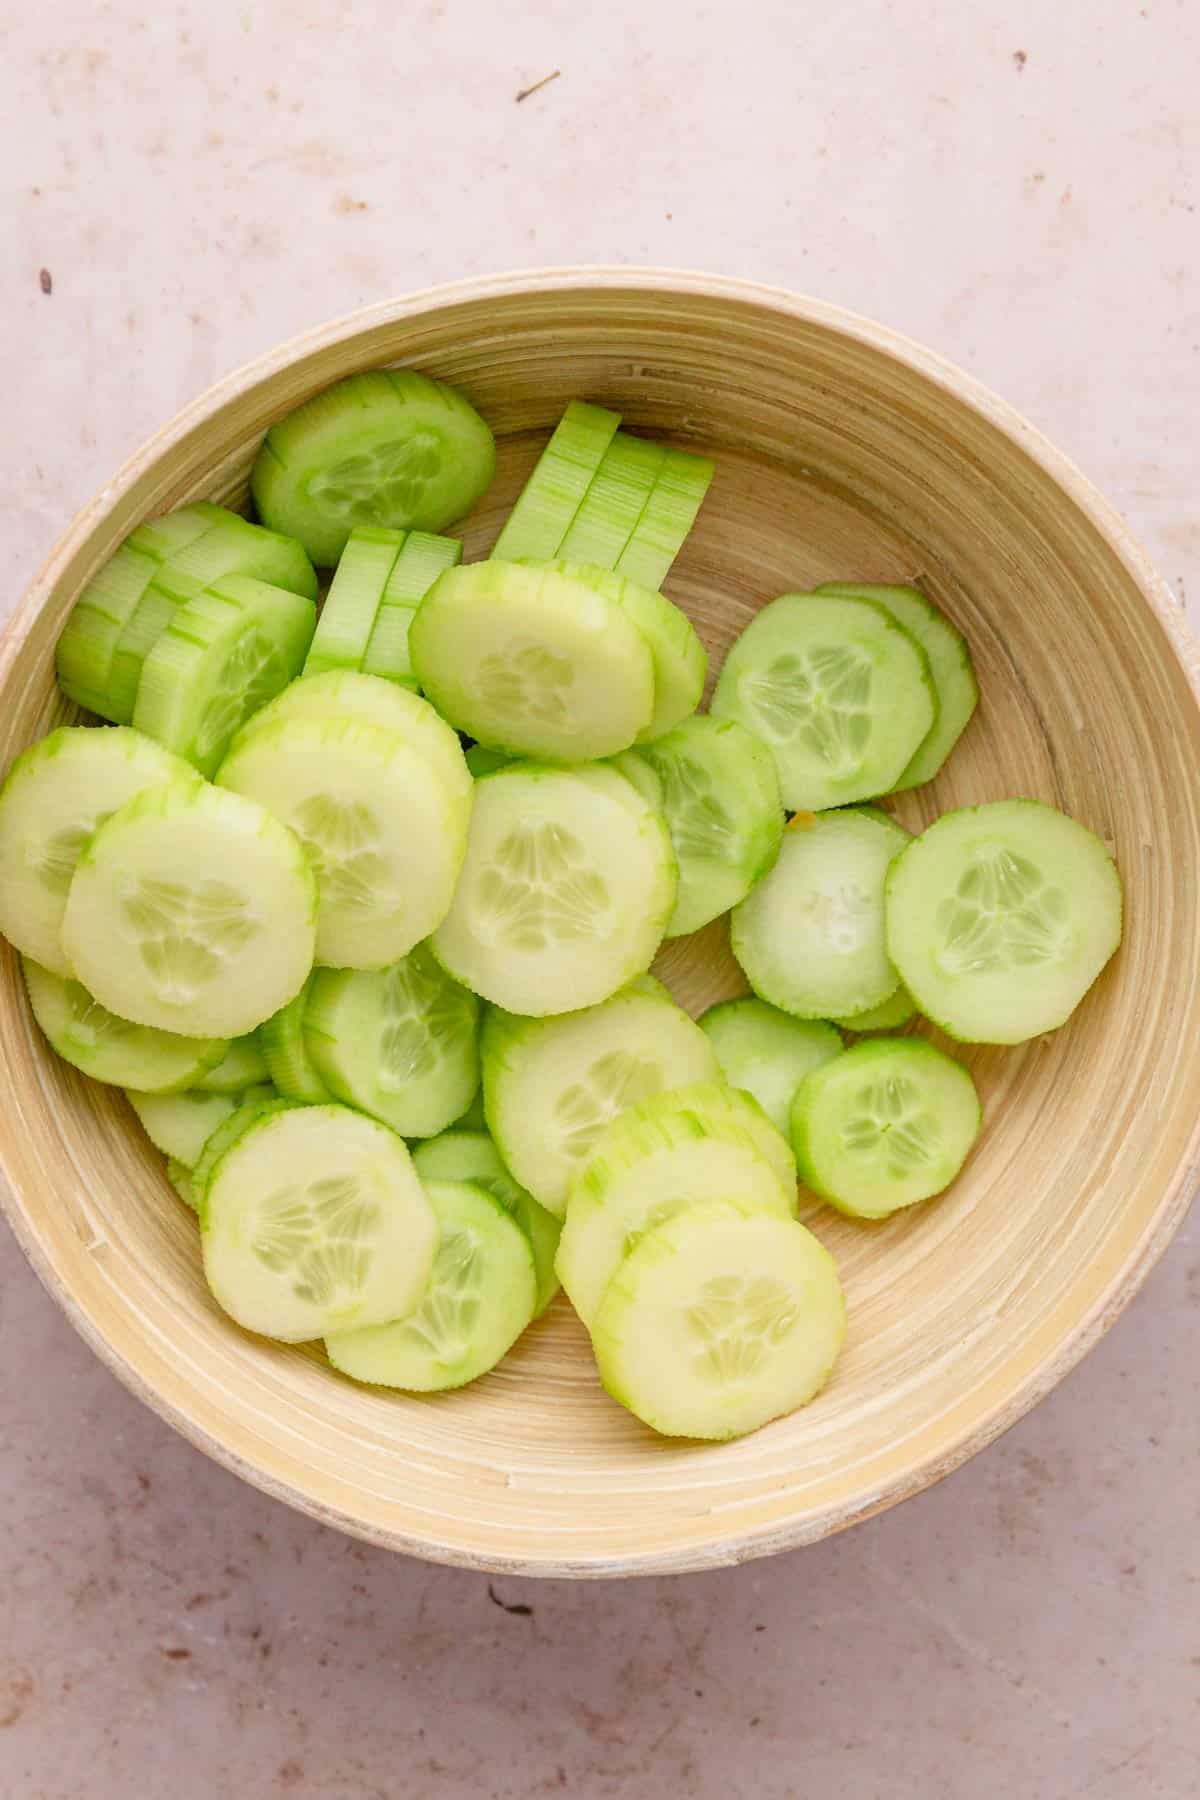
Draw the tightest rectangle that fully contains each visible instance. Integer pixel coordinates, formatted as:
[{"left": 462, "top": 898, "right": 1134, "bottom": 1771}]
[
  {"left": 732, "top": 807, "right": 909, "bottom": 1019},
  {"left": 711, "top": 592, "right": 936, "bottom": 811},
  {"left": 62, "top": 779, "right": 317, "bottom": 1038},
  {"left": 491, "top": 400, "right": 621, "bottom": 563},
  {"left": 480, "top": 982, "right": 720, "bottom": 1215},
  {"left": 411, "top": 1130, "right": 561, "bottom": 1316},
  {"left": 304, "top": 946, "right": 480, "bottom": 1139},
  {"left": 885, "top": 799, "right": 1123, "bottom": 1043},
  {"left": 0, "top": 726, "right": 193, "bottom": 977},
  {"left": 698, "top": 998, "right": 843, "bottom": 1136},
  {"left": 167, "top": 1158, "right": 195, "bottom": 1209},
  {"left": 817, "top": 583, "right": 979, "bottom": 789},
  {"left": 106, "top": 564, "right": 206, "bottom": 726},
  {"left": 608, "top": 749, "right": 662, "bottom": 808},
  {"left": 834, "top": 986, "right": 918, "bottom": 1034},
  {"left": 790, "top": 1037, "right": 982, "bottom": 1218},
  {"left": 635, "top": 715, "right": 785, "bottom": 937},
  {"left": 303, "top": 526, "right": 404, "bottom": 676},
  {"left": 217, "top": 716, "right": 468, "bottom": 969},
  {"left": 161, "top": 513, "right": 318, "bottom": 602},
  {"left": 410, "top": 562, "right": 655, "bottom": 761},
  {"left": 556, "top": 432, "right": 667, "bottom": 568},
  {"left": 619, "top": 1079, "right": 797, "bottom": 1194},
  {"left": 202, "top": 1102, "right": 437, "bottom": 1342},
  {"left": 592, "top": 1202, "right": 845, "bottom": 1440},
  {"left": 194, "top": 1033, "right": 271, "bottom": 1093},
  {"left": 251, "top": 370, "right": 496, "bottom": 567},
  {"left": 190, "top": 1093, "right": 299, "bottom": 1220},
  {"left": 613, "top": 447, "right": 715, "bottom": 591},
  {"left": 430, "top": 763, "right": 675, "bottom": 1016},
  {"left": 22, "top": 959, "right": 226, "bottom": 1092},
  {"left": 127, "top": 1085, "right": 242, "bottom": 1165},
  {"left": 361, "top": 531, "right": 462, "bottom": 685},
  {"left": 326, "top": 1178, "right": 537, "bottom": 1389},
  {"left": 126, "top": 503, "right": 227, "bottom": 562},
  {"left": 258, "top": 974, "right": 333, "bottom": 1102}
]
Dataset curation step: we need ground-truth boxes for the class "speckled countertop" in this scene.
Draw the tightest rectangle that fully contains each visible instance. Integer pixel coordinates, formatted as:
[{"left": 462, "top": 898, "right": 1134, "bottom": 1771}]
[{"left": 2, "top": 4, "right": 1198, "bottom": 1796}]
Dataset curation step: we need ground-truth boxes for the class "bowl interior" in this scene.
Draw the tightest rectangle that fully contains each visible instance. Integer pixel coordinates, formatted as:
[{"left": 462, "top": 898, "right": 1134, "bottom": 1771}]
[{"left": 3, "top": 275, "right": 1199, "bottom": 1575}]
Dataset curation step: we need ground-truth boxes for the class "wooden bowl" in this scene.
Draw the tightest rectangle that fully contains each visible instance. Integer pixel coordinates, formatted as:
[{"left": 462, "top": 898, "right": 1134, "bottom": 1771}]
[{"left": 3, "top": 271, "right": 1198, "bottom": 1577}]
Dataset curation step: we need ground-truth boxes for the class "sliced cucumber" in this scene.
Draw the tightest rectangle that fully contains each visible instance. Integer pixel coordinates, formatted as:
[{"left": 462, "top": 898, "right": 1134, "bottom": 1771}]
[
  {"left": 22, "top": 959, "right": 226, "bottom": 1092},
  {"left": 491, "top": 400, "right": 621, "bottom": 564},
  {"left": 711, "top": 592, "right": 936, "bottom": 811},
  {"left": 105, "top": 564, "right": 205, "bottom": 726},
  {"left": 556, "top": 432, "right": 667, "bottom": 567},
  {"left": 592, "top": 1202, "right": 845, "bottom": 1440},
  {"left": 885, "top": 799, "right": 1123, "bottom": 1043},
  {"left": 613, "top": 446, "right": 715, "bottom": 590},
  {"left": 167, "top": 1158, "right": 195, "bottom": 1209},
  {"left": 430, "top": 763, "right": 676, "bottom": 1016},
  {"left": 834, "top": 986, "right": 918, "bottom": 1034},
  {"left": 190, "top": 1093, "right": 298, "bottom": 1220},
  {"left": 0, "top": 726, "right": 193, "bottom": 977},
  {"left": 613, "top": 1079, "right": 798, "bottom": 1195},
  {"left": 304, "top": 946, "right": 480, "bottom": 1139},
  {"left": 608, "top": 749, "right": 662, "bottom": 809},
  {"left": 202, "top": 1102, "right": 437, "bottom": 1342},
  {"left": 410, "top": 562, "right": 656, "bottom": 761},
  {"left": 303, "top": 526, "right": 404, "bottom": 676},
  {"left": 251, "top": 370, "right": 496, "bottom": 566},
  {"left": 699, "top": 998, "right": 843, "bottom": 1135},
  {"left": 480, "top": 982, "right": 720, "bottom": 1215},
  {"left": 326, "top": 1178, "right": 537, "bottom": 1389},
  {"left": 62, "top": 778, "right": 316, "bottom": 1038},
  {"left": 258, "top": 974, "right": 332, "bottom": 1102},
  {"left": 216, "top": 716, "right": 469, "bottom": 970},
  {"left": 361, "top": 531, "right": 462, "bottom": 685},
  {"left": 194, "top": 1033, "right": 271, "bottom": 1093},
  {"left": 790, "top": 1037, "right": 982, "bottom": 1218},
  {"left": 126, "top": 503, "right": 226, "bottom": 562},
  {"left": 127, "top": 1085, "right": 242, "bottom": 1165},
  {"left": 732, "top": 807, "right": 909, "bottom": 1019},
  {"left": 411, "top": 1130, "right": 561, "bottom": 1316}
]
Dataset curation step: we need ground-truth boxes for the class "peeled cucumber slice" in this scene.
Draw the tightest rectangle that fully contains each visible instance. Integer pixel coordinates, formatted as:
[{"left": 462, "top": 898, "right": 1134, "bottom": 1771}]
[
  {"left": 835, "top": 986, "right": 918, "bottom": 1034},
  {"left": 303, "top": 526, "right": 404, "bottom": 676},
  {"left": 411, "top": 1130, "right": 561, "bottom": 1316},
  {"left": 699, "top": 998, "right": 843, "bottom": 1135},
  {"left": 491, "top": 400, "right": 621, "bottom": 564},
  {"left": 613, "top": 447, "right": 715, "bottom": 591},
  {"left": 258, "top": 974, "right": 332, "bottom": 1102},
  {"left": 194, "top": 1033, "right": 271, "bottom": 1093},
  {"left": 557, "top": 432, "right": 667, "bottom": 568},
  {"left": 361, "top": 530, "right": 462, "bottom": 686},
  {"left": 190, "top": 1093, "right": 298, "bottom": 1219},
  {"left": 592, "top": 1202, "right": 845, "bottom": 1440},
  {"left": 22, "top": 959, "right": 226, "bottom": 1092}
]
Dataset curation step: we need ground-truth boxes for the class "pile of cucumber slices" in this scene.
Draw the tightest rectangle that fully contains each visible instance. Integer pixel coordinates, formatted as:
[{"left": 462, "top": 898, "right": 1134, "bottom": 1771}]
[{"left": 0, "top": 370, "right": 1123, "bottom": 1442}]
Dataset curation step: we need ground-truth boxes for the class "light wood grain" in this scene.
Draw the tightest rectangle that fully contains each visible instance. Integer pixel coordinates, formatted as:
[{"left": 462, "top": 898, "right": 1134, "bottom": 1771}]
[{"left": 1, "top": 270, "right": 1197, "bottom": 1577}]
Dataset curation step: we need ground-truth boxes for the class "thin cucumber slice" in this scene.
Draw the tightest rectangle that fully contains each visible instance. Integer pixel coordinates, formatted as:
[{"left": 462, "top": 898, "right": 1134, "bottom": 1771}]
[
  {"left": 480, "top": 982, "right": 720, "bottom": 1215},
  {"left": 361, "top": 531, "right": 462, "bottom": 684},
  {"left": 126, "top": 1085, "right": 241, "bottom": 1165},
  {"left": 326, "top": 1178, "right": 536, "bottom": 1389},
  {"left": 190, "top": 1093, "right": 299, "bottom": 1221},
  {"left": 251, "top": 370, "right": 496, "bottom": 567},
  {"left": 106, "top": 565, "right": 205, "bottom": 726},
  {"left": 698, "top": 998, "right": 843, "bottom": 1136},
  {"left": 614, "top": 1079, "right": 797, "bottom": 1194},
  {"left": 613, "top": 446, "right": 715, "bottom": 590},
  {"left": 710, "top": 592, "right": 936, "bottom": 811},
  {"left": 592, "top": 1201, "right": 845, "bottom": 1440},
  {"left": 835, "top": 986, "right": 918, "bottom": 1034},
  {"left": 732, "top": 807, "right": 910, "bottom": 1019},
  {"left": 790, "top": 1037, "right": 981, "bottom": 1218},
  {"left": 411, "top": 1130, "right": 560, "bottom": 1316},
  {"left": 303, "top": 527, "right": 405, "bottom": 676},
  {"left": 304, "top": 946, "right": 480, "bottom": 1139},
  {"left": 193, "top": 1033, "right": 271, "bottom": 1093},
  {"left": 491, "top": 400, "right": 621, "bottom": 563},
  {"left": 126, "top": 503, "right": 227, "bottom": 562},
  {"left": 22, "top": 959, "right": 226, "bottom": 1091},
  {"left": 817, "top": 582, "right": 978, "bottom": 789},
  {"left": 410, "top": 562, "right": 655, "bottom": 761},
  {"left": 202, "top": 1102, "right": 437, "bottom": 1342},
  {"left": 636, "top": 715, "right": 784, "bottom": 937},
  {"left": 0, "top": 726, "right": 194, "bottom": 977},
  {"left": 160, "top": 513, "right": 318, "bottom": 602},
  {"left": 216, "top": 716, "right": 469, "bottom": 969},
  {"left": 167, "top": 1158, "right": 195, "bottom": 1209},
  {"left": 356, "top": 604, "right": 419, "bottom": 690},
  {"left": 62, "top": 779, "right": 317, "bottom": 1038},
  {"left": 430, "top": 763, "right": 676, "bottom": 1016},
  {"left": 258, "top": 974, "right": 332, "bottom": 1102},
  {"left": 464, "top": 744, "right": 512, "bottom": 779},
  {"left": 557, "top": 432, "right": 667, "bottom": 568},
  {"left": 885, "top": 799, "right": 1123, "bottom": 1043}
]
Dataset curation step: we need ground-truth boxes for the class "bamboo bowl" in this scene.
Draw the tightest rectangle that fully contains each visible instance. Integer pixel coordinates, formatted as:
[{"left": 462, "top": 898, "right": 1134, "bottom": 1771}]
[{"left": 3, "top": 271, "right": 1199, "bottom": 1577}]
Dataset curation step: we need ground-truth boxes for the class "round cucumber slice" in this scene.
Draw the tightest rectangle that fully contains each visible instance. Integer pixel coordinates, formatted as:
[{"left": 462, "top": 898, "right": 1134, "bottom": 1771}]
[
  {"left": 699, "top": 998, "right": 843, "bottom": 1135},
  {"left": 592, "top": 1201, "right": 846, "bottom": 1440},
  {"left": 411, "top": 1130, "right": 561, "bottom": 1317},
  {"left": 203, "top": 1103, "right": 437, "bottom": 1342},
  {"left": 190, "top": 1093, "right": 299, "bottom": 1220},
  {"left": 732, "top": 807, "right": 910, "bottom": 1019},
  {"left": 193, "top": 1033, "right": 271, "bottom": 1093},
  {"left": 710, "top": 592, "right": 936, "bottom": 811},
  {"left": 62, "top": 779, "right": 317, "bottom": 1038},
  {"left": 834, "top": 986, "right": 918, "bottom": 1034},
  {"left": 790, "top": 1037, "right": 982, "bottom": 1218},
  {"left": 126, "top": 1085, "right": 243, "bottom": 1165},
  {"left": 22, "top": 959, "right": 226, "bottom": 1092},
  {"left": 258, "top": 974, "right": 333, "bottom": 1102},
  {"left": 325, "top": 1178, "right": 537, "bottom": 1389},
  {"left": 430, "top": 763, "right": 676, "bottom": 1017},
  {"left": 885, "top": 799, "right": 1123, "bottom": 1044},
  {"left": 615, "top": 1080, "right": 797, "bottom": 1194}
]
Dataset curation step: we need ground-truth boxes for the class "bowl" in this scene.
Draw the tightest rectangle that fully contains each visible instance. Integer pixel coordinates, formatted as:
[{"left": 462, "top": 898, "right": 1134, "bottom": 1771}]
[{"left": 3, "top": 270, "right": 1199, "bottom": 1577}]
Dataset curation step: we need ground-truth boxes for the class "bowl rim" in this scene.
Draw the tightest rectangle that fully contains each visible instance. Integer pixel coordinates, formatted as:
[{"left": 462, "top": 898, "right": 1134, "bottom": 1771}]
[{"left": 3, "top": 265, "right": 1198, "bottom": 1577}]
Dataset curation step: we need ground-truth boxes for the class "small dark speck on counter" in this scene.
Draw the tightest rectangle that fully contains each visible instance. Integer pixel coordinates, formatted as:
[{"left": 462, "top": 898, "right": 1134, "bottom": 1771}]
[
  {"left": 515, "top": 70, "right": 560, "bottom": 103},
  {"left": 161, "top": 1648, "right": 191, "bottom": 1662},
  {"left": 39, "top": 268, "right": 52, "bottom": 294},
  {"left": 487, "top": 1582, "right": 533, "bottom": 1616},
  {"left": 1013, "top": 49, "right": 1027, "bottom": 69}
]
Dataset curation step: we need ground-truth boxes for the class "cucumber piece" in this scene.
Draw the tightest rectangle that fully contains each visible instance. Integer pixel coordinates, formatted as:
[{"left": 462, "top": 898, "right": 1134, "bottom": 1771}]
[
  {"left": 251, "top": 370, "right": 496, "bottom": 567},
  {"left": 635, "top": 716, "right": 784, "bottom": 937},
  {"left": 303, "top": 526, "right": 405, "bottom": 676},
  {"left": 167, "top": 1158, "right": 195, "bottom": 1209},
  {"left": 592, "top": 1201, "right": 845, "bottom": 1440},
  {"left": 125, "top": 503, "right": 227, "bottom": 562},
  {"left": 430, "top": 763, "right": 676, "bottom": 1017},
  {"left": 218, "top": 717, "right": 468, "bottom": 969},
  {"left": 326, "top": 1178, "right": 537, "bottom": 1389},
  {"left": 464, "top": 744, "right": 512, "bottom": 779},
  {"left": 480, "top": 982, "right": 720, "bottom": 1215},
  {"left": 190, "top": 1093, "right": 299, "bottom": 1220},
  {"left": 127, "top": 1085, "right": 242, "bottom": 1165},
  {"left": 790, "top": 1037, "right": 981, "bottom": 1218},
  {"left": 105, "top": 564, "right": 205, "bottom": 726},
  {"left": 710, "top": 592, "right": 936, "bottom": 811},
  {"left": 410, "top": 562, "right": 655, "bottom": 761},
  {"left": 411, "top": 1130, "right": 561, "bottom": 1316},
  {"left": 258, "top": 974, "right": 333, "bottom": 1102},
  {"left": 304, "top": 946, "right": 480, "bottom": 1139},
  {"left": 732, "top": 807, "right": 909, "bottom": 1019},
  {"left": 885, "top": 799, "right": 1123, "bottom": 1043},
  {"left": 557, "top": 432, "right": 667, "bottom": 568},
  {"left": 613, "top": 447, "right": 715, "bottom": 591},
  {"left": 618, "top": 1078, "right": 797, "bottom": 1194},
  {"left": 361, "top": 531, "right": 462, "bottom": 685},
  {"left": 194, "top": 1033, "right": 271, "bottom": 1093},
  {"left": 0, "top": 726, "right": 193, "bottom": 977},
  {"left": 202, "top": 1102, "right": 437, "bottom": 1342},
  {"left": 698, "top": 998, "right": 843, "bottom": 1135},
  {"left": 817, "top": 582, "right": 978, "bottom": 789},
  {"left": 22, "top": 959, "right": 226, "bottom": 1091},
  {"left": 62, "top": 778, "right": 317, "bottom": 1038},
  {"left": 608, "top": 749, "right": 662, "bottom": 809},
  {"left": 491, "top": 400, "right": 621, "bottom": 564},
  {"left": 834, "top": 986, "right": 918, "bottom": 1034}
]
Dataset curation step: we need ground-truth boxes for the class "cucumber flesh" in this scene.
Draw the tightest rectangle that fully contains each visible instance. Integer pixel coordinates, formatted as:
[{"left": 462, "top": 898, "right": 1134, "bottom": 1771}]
[
  {"left": 127, "top": 1085, "right": 242, "bottom": 1165},
  {"left": 304, "top": 527, "right": 404, "bottom": 676},
  {"left": 194, "top": 1033, "right": 271, "bottom": 1093},
  {"left": 613, "top": 447, "right": 715, "bottom": 590},
  {"left": 834, "top": 986, "right": 918, "bottom": 1034},
  {"left": 557, "top": 432, "right": 667, "bottom": 568},
  {"left": 258, "top": 974, "right": 333, "bottom": 1103},
  {"left": 699, "top": 998, "right": 843, "bottom": 1135},
  {"left": 491, "top": 401, "right": 620, "bottom": 564},
  {"left": 23, "top": 958, "right": 226, "bottom": 1092},
  {"left": 411, "top": 1130, "right": 560, "bottom": 1316},
  {"left": 361, "top": 531, "right": 462, "bottom": 684},
  {"left": 190, "top": 1093, "right": 299, "bottom": 1221}
]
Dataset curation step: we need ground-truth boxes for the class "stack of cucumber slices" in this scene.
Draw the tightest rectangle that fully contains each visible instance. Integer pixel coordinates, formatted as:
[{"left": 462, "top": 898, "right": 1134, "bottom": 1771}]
[{"left": 0, "top": 368, "right": 1124, "bottom": 1444}]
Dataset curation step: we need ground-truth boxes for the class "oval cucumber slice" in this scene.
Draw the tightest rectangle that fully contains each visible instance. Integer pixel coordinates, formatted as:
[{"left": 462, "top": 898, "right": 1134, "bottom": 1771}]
[
  {"left": 22, "top": 959, "right": 226, "bottom": 1091},
  {"left": 834, "top": 986, "right": 918, "bottom": 1034},
  {"left": 126, "top": 1084, "right": 262, "bottom": 1166},
  {"left": 699, "top": 998, "right": 843, "bottom": 1135},
  {"left": 193, "top": 1032, "right": 271, "bottom": 1093},
  {"left": 258, "top": 973, "right": 333, "bottom": 1102},
  {"left": 190, "top": 1093, "right": 299, "bottom": 1220},
  {"left": 411, "top": 1130, "right": 561, "bottom": 1317}
]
